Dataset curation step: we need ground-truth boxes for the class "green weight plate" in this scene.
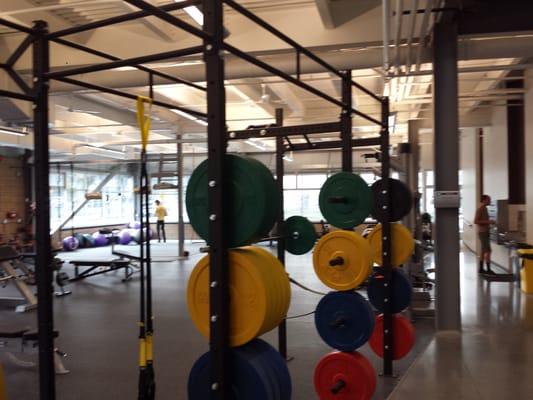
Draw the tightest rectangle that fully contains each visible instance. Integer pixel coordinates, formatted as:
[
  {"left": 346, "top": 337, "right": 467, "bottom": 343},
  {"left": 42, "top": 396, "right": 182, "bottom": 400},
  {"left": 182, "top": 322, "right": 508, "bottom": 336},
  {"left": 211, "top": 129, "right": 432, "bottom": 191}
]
[
  {"left": 186, "top": 154, "right": 268, "bottom": 248},
  {"left": 246, "top": 157, "right": 281, "bottom": 239},
  {"left": 284, "top": 216, "right": 317, "bottom": 255},
  {"left": 319, "top": 172, "right": 373, "bottom": 229}
]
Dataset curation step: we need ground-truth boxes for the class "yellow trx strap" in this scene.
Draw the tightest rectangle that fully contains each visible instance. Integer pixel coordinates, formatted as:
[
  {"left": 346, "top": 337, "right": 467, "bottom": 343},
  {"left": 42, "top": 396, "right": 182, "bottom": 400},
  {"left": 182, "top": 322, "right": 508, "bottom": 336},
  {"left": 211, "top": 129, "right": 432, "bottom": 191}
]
[
  {"left": 146, "top": 334, "right": 154, "bottom": 363},
  {"left": 136, "top": 96, "right": 153, "bottom": 152},
  {"left": 139, "top": 338, "right": 147, "bottom": 368}
]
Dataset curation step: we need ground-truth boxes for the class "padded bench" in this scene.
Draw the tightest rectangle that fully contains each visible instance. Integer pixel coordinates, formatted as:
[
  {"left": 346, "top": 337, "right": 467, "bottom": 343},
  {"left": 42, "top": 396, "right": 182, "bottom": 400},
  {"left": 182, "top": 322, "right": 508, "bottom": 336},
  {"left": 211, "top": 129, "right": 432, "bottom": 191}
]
[{"left": 68, "top": 259, "right": 136, "bottom": 282}]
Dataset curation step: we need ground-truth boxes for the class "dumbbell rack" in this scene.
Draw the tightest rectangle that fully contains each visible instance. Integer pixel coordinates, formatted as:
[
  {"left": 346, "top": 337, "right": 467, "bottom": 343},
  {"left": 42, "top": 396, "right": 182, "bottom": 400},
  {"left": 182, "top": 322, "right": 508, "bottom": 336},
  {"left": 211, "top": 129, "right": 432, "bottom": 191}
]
[{"left": 0, "top": 1, "right": 393, "bottom": 398}]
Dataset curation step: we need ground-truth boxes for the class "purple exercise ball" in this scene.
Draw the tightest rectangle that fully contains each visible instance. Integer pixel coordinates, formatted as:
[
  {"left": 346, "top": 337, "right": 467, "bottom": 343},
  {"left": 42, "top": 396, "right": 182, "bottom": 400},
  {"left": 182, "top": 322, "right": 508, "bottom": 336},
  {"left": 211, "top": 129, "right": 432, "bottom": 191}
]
[
  {"left": 62, "top": 236, "right": 79, "bottom": 252},
  {"left": 92, "top": 232, "right": 109, "bottom": 247},
  {"left": 129, "top": 221, "right": 141, "bottom": 229},
  {"left": 118, "top": 229, "right": 132, "bottom": 245}
]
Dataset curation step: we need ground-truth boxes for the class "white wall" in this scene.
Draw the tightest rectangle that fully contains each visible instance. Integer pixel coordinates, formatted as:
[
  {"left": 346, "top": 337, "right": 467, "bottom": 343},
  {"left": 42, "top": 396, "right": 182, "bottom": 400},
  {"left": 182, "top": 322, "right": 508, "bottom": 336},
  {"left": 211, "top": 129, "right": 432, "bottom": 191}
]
[
  {"left": 483, "top": 108, "right": 509, "bottom": 201},
  {"left": 482, "top": 107, "right": 509, "bottom": 267},
  {"left": 460, "top": 128, "right": 479, "bottom": 253},
  {"left": 525, "top": 69, "right": 533, "bottom": 243}
]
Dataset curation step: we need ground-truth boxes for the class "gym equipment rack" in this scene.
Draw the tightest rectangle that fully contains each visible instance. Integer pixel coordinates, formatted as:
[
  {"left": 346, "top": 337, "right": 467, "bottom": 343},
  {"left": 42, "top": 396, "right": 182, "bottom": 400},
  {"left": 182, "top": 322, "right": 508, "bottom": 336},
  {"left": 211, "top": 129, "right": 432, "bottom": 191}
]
[{"left": 0, "top": 1, "right": 393, "bottom": 398}]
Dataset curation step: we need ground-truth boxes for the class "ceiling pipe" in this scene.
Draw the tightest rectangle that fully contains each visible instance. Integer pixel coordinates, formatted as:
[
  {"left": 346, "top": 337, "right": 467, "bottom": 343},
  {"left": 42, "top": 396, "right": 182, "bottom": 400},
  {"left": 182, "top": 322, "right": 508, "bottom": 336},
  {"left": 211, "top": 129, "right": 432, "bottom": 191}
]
[{"left": 382, "top": 0, "right": 391, "bottom": 74}]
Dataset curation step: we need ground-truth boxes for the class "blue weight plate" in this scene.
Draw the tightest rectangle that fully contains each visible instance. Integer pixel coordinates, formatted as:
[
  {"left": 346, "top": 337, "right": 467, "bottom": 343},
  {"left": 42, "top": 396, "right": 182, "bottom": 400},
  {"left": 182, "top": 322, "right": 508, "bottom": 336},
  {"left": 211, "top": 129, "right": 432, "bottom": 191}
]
[
  {"left": 314, "top": 292, "right": 375, "bottom": 352},
  {"left": 238, "top": 341, "right": 278, "bottom": 400},
  {"left": 367, "top": 268, "right": 412, "bottom": 313},
  {"left": 247, "top": 339, "right": 292, "bottom": 400},
  {"left": 188, "top": 347, "right": 271, "bottom": 400}
]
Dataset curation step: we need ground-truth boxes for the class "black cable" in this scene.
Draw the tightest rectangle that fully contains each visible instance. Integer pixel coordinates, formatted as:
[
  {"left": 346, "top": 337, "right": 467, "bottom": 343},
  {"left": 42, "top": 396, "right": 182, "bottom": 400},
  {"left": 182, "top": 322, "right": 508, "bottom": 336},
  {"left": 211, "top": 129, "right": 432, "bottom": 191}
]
[
  {"left": 289, "top": 277, "right": 327, "bottom": 296},
  {"left": 285, "top": 310, "right": 316, "bottom": 320}
]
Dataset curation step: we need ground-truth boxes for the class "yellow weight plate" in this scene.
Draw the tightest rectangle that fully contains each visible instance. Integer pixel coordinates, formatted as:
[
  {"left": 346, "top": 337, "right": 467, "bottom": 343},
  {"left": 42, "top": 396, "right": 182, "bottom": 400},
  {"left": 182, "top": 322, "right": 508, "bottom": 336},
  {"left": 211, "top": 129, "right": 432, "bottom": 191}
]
[
  {"left": 187, "top": 251, "right": 269, "bottom": 347},
  {"left": 367, "top": 223, "right": 415, "bottom": 267},
  {"left": 251, "top": 246, "right": 291, "bottom": 327},
  {"left": 239, "top": 247, "right": 281, "bottom": 333},
  {"left": 312, "top": 231, "right": 373, "bottom": 291}
]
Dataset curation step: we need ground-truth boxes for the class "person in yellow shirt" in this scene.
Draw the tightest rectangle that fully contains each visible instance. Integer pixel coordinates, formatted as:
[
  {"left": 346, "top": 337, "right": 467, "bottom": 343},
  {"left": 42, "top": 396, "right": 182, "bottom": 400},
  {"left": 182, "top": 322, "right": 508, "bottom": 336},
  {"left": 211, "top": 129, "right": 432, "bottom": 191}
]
[{"left": 154, "top": 200, "right": 168, "bottom": 243}]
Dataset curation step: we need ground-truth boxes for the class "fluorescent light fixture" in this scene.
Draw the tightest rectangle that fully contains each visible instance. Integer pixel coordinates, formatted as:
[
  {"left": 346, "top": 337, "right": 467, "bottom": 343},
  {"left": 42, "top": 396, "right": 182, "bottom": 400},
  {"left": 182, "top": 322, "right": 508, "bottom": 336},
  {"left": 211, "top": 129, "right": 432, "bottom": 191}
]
[
  {"left": 175, "top": 0, "right": 203, "bottom": 26},
  {"left": 0, "top": 127, "right": 28, "bottom": 136},
  {"left": 388, "top": 113, "right": 397, "bottom": 134},
  {"left": 171, "top": 109, "right": 197, "bottom": 121},
  {"left": 171, "top": 109, "right": 208, "bottom": 127},
  {"left": 283, "top": 151, "right": 294, "bottom": 162},
  {"left": 245, "top": 139, "right": 266, "bottom": 150},
  {"left": 114, "top": 66, "right": 137, "bottom": 72},
  {"left": 282, "top": 155, "right": 293, "bottom": 162},
  {"left": 81, "top": 144, "right": 124, "bottom": 156}
]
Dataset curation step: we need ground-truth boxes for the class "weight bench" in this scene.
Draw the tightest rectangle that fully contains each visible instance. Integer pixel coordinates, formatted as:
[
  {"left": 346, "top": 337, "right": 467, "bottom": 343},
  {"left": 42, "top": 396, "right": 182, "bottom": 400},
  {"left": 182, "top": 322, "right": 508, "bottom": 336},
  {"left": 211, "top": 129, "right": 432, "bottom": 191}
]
[
  {"left": 68, "top": 259, "right": 136, "bottom": 282},
  {"left": 0, "top": 326, "right": 69, "bottom": 374},
  {"left": 0, "top": 246, "right": 37, "bottom": 312}
]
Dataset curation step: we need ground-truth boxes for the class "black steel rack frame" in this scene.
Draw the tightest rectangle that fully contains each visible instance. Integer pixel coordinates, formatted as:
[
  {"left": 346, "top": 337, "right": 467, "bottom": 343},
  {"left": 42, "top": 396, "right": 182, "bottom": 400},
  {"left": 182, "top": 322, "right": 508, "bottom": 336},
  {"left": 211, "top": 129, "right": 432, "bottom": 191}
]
[{"left": 0, "top": 1, "right": 393, "bottom": 399}]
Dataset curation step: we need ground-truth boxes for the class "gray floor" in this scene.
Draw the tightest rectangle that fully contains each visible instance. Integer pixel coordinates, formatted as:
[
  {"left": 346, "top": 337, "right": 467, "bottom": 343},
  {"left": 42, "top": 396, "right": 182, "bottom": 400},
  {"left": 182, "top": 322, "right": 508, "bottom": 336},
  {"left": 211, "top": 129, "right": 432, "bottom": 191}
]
[
  {"left": 1, "top": 241, "right": 436, "bottom": 399},
  {"left": 389, "top": 250, "right": 533, "bottom": 399}
]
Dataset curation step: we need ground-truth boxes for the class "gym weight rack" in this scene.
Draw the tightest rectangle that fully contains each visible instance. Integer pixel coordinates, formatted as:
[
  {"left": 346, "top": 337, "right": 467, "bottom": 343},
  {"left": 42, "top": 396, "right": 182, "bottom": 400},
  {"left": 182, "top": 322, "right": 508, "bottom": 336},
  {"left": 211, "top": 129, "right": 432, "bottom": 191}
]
[{"left": 0, "top": 1, "right": 395, "bottom": 398}]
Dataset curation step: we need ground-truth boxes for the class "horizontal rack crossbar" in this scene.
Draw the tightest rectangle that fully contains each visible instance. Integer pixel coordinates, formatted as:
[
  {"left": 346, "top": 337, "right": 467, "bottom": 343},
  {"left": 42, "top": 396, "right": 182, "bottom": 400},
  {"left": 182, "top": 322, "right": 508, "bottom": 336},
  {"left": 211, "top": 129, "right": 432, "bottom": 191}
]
[
  {"left": 224, "top": 43, "right": 345, "bottom": 109},
  {"left": 0, "top": 89, "right": 35, "bottom": 102},
  {"left": 228, "top": 122, "right": 341, "bottom": 140},
  {"left": 287, "top": 137, "right": 381, "bottom": 151},
  {"left": 123, "top": 0, "right": 210, "bottom": 40},
  {"left": 50, "top": 37, "right": 205, "bottom": 92},
  {"left": 54, "top": 76, "right": 207, "bottom": 119},
  {"left": 47, "top": 1, "right": 199, "bottom": 39},
  {"left": 45, "top": 45, "right": 204, "bottom": 80}
]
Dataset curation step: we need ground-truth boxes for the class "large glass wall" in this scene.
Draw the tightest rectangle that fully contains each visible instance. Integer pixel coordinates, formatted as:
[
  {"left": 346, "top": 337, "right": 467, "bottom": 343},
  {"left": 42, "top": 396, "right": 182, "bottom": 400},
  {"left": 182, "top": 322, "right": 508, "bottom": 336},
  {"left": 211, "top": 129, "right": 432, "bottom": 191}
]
[{"left": 50, "top": 168, "right": 135, "bottom": 230}]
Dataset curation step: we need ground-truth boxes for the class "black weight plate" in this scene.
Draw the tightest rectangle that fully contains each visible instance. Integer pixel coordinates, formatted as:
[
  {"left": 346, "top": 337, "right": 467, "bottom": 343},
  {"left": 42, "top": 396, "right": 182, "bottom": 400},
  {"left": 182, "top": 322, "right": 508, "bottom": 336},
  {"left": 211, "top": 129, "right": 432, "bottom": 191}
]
[
  {"left": 371, "top": 178, "right": 412, "bottom": 222},
  {"left": 367, "top": 268, "right": 412, "bottom": 313}
]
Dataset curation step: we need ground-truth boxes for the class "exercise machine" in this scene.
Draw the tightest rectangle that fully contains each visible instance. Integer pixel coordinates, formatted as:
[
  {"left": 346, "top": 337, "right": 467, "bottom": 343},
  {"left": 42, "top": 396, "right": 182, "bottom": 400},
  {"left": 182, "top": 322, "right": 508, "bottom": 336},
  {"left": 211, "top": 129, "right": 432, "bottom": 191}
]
[
  {"left": 0, "top": 325, "right": 69, "bottom": 375},
  {"left": 0, "top": 246, "right": 37, "bottom": 312}
]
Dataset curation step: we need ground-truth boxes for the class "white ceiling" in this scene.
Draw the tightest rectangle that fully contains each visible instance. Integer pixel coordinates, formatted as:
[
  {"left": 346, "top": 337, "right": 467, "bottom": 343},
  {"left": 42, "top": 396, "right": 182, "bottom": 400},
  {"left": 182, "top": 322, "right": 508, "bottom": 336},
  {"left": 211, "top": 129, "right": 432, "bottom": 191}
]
[{"left": 0, "top": 0, "right": 529, "bottom": 171}]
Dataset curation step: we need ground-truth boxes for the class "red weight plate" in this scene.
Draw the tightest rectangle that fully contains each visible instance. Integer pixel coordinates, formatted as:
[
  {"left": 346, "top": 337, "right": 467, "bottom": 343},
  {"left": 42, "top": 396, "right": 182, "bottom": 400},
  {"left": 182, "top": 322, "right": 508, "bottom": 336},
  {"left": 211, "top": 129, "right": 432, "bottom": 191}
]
[
  {"left": 314, "top": 351, "right": 376, "bottom": 400},
  {"left": 369, "top": 314, "right": 416, "bottom": 360}
]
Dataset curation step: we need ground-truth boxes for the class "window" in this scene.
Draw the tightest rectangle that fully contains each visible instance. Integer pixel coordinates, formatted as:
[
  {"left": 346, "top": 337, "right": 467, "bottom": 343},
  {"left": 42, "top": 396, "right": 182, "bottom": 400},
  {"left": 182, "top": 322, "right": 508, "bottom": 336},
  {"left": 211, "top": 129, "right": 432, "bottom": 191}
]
[
  {"left": 284, "top": 173, "right": 327, "bottom": 221},
  {"left": 50, "top": 169, "right": 135, "bottom": 230},
  {"left": 150, "top": 176, "right": 190, "bottom": 223}
]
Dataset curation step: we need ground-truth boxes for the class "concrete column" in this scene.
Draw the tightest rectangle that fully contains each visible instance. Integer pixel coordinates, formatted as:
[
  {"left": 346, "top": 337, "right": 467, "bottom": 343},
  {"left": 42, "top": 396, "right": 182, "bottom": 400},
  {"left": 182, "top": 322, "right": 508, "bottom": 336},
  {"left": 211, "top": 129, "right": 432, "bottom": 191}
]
[{"left": 433, "top": 19, "right": 461, "bottom": 331}]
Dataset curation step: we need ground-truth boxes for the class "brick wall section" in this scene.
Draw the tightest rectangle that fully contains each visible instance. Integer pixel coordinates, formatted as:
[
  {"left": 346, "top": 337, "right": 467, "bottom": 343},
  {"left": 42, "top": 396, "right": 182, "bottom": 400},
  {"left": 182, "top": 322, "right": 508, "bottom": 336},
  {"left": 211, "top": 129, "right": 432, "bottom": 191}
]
[{"left": 0, "top": 155, "right": 26, "bottom": 243}]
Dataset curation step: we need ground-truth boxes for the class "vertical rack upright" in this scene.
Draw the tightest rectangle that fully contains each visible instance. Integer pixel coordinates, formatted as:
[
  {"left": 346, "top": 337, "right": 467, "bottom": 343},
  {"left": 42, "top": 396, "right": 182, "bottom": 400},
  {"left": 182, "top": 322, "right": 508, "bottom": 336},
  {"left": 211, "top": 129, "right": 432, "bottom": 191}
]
[{"left": 203, "top": 1, "right": 231, "bottom": 398}]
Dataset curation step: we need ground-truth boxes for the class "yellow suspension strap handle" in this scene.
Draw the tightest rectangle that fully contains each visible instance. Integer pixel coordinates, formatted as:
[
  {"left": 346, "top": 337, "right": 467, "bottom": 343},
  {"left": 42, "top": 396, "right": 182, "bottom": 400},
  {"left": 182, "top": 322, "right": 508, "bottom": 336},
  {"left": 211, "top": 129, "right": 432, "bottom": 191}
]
[
  {"left": 137, "top": 96, "right": 153, "bottom": 155},
  {"left": 136, "top": 95, "right": 155, "bottom": 400}
]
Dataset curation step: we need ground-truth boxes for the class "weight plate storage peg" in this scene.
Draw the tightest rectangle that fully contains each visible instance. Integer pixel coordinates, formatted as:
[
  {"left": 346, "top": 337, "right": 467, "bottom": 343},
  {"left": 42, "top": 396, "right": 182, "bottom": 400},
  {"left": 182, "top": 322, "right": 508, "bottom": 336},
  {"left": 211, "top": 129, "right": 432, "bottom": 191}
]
[
  {"left": 284, "top": 216, "right": 317, "bottom": 255},
  {"left": 367, "top": 268, "right": 412, "bottom": 313},
  {"left": 370, "top": 178, "right": 413, "bottom": 222},
  {"left": 369, "top": 314, "right": 416, "bottom": 360},
  {"left": 366, "top": 223, "right": 415, "bottom": 267},
  {"left": 313, "top": 231, "right": 373, "bottom": 291},
  {"left": 314, "top": 351, "right": 376, "bottom": 400},
  {"left": 186, "top": 154, "right": 279, "bottom": 248},
  {"left": 314, "top": 292, "right": 375, "bottom": 352},
  {"left": 319, "top": 172, "right": 373, "bottom": 229},
  {"left": 187, "top": 248, "right": 291, "bottom": 347},
  {"left": 188, "top": 339, "right": 291, "bottom": 400}
]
